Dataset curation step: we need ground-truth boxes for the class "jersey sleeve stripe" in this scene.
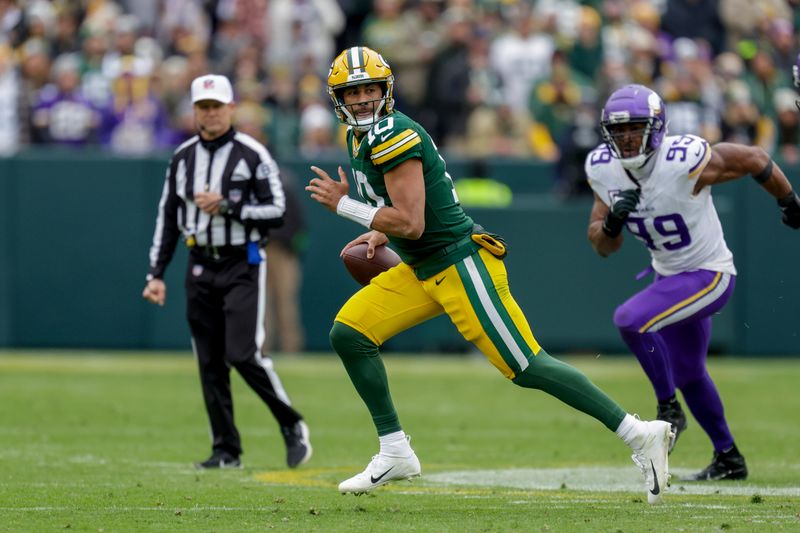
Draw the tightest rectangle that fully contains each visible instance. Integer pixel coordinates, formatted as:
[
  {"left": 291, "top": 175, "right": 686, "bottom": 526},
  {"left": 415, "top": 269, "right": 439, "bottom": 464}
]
[
  {"left": 688, "top": 141, "right": 711, "bottom": 179},
  {"left": 372, "top": 128, "right": 416, "bottom": 153},
  {"left": 371, "top": 132, "right": 421, "bottom": 165}
]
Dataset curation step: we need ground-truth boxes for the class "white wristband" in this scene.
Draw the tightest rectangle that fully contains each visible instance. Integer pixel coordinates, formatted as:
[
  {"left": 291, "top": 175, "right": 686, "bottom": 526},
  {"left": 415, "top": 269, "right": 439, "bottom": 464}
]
[{"left": 336, "top": 196, "right": 379, "bottom": 228}]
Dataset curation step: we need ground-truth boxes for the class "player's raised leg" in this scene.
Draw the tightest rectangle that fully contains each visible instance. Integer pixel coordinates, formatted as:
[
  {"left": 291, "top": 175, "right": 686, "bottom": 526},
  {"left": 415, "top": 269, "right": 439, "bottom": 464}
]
[{"left": 434, "top": 249, "right": 672, "bottom": 503}]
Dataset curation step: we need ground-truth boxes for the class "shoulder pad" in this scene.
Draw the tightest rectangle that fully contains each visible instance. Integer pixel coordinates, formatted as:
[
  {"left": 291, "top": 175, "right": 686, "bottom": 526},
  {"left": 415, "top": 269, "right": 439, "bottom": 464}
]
[
  {"left": 661, "top": 135, "right": 711, "bottom": 179},
  {"left": 366, "top": 115, "right": 422, "bottom": 166},
  {"left": 584, "top": 144, "right": 614, "bottom": 177}
]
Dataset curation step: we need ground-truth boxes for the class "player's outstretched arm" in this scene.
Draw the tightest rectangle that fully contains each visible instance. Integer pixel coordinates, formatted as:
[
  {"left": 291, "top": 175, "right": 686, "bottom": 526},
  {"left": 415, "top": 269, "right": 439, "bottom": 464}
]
[{"left": 695, "top": 143, "right": 800, "bottom": 228}]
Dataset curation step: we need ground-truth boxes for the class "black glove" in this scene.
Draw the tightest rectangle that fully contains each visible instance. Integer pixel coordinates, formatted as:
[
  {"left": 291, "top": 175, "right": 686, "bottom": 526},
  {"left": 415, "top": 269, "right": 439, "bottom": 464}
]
[
  {"left": 602, "top": 188, "right": 641, "bottom": 238},
  {"left": 778, "top": 191, "right": 800, "bottom": 229}
]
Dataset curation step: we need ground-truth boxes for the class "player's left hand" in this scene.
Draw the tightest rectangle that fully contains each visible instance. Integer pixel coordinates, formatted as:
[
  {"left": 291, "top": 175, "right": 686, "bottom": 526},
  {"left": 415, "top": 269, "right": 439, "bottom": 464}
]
[
  {"left": 778, "top": 191, "right": 800, "bottom": 229},
  {"left": 307, "top": 165, "right": 350, "bottom": 212}
]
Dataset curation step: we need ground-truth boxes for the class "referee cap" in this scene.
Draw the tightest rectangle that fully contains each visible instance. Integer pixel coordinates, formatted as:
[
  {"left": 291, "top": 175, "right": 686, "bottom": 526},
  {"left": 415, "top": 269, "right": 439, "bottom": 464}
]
[{"left": 191, "top": 74, "right": 234, "bottom": 104}]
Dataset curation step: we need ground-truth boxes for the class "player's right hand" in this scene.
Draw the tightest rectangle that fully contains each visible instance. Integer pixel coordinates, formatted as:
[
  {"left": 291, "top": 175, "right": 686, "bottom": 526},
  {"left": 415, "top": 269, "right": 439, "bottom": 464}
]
[
  {"left": 603, "top": 188, "right": 641, "bottom": 238},
  {"left": 778, "top": 191, "right": 800, "bottom": 229},
  {"left": 143, "top": 279, "right": 166, "bottom": 306},
  {"left": 340, "top": 230, "right": 388, "bottom": 259}
]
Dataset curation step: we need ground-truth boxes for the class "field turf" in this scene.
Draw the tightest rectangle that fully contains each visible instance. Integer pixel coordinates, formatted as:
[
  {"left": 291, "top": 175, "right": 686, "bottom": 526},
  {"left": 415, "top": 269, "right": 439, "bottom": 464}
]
[{"left": 1, "top": 351, "right": 798, "bottom": 532}]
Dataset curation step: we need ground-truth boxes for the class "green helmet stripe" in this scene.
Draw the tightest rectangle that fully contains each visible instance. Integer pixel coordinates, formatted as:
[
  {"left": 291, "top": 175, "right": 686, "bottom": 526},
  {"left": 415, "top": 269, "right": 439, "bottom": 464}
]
[{"left": 348, "top": 47, "right": 364, "bottom": 74}]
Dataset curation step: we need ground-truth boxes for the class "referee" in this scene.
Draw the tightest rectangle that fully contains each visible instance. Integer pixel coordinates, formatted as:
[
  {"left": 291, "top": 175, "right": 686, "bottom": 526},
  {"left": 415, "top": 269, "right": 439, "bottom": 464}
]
[{"left": 142, "top": 74, "right": 312, "bottom": 469}]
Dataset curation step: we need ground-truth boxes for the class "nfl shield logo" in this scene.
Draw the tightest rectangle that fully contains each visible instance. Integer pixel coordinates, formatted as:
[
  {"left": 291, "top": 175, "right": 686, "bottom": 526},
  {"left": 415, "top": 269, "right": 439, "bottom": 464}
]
[
  {"left": 203, "top": 79, "right": 215, "bottom": 89},
  {"left": 192, "top": 264, "right": 204, "bottom": 277},
  {"left": 229, "top": 189, "right": 242, "bottom": 203}
]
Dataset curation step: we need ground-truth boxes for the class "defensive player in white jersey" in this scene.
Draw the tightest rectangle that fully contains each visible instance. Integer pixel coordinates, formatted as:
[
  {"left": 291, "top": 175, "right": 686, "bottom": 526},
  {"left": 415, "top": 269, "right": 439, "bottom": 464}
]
[{"left": 585, "top": 84, "right": 800, "bottom": 481}]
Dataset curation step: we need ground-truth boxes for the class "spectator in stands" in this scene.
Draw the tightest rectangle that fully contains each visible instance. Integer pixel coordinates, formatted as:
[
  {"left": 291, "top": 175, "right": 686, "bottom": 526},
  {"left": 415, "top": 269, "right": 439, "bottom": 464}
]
[
  {"left": 489, "top": 1, "right": 554, "bottom": 112},
  {"left": 719, "top": 0, "right": 791, "bottom": 52},
  {"left": 773, "top": 88, "right": 800, "bottom": 165},
  {"left": 658, "top": 38, "right": 721, "bottom": 143},
  {"left": 719, "top": 80, "right": 760, "bottom": 146},
  {"left": 1, "top": 0, "right": 799, "bottom": 171},
  {"left": 661, "top": 0, "right": 726, "bottom": 56},
  {"left": 567, "top": 5, "right": 603, "bottom": 83},
  {"left": 51, "top": 8, "right": 81, "bottom": 56},
  {"left": 0, "top": 0, "right": 25, "bottom": 47},
  {"left": 30, "top": 52, "right": 104, "bottom": 147},
  {"left": 362, "top": 0, "right": 441, "bottom": 118},
  {"left": 267, "top": 0, "right": 344, "bottom": 79},
  {"left": 463, "top": 29, "right": 532, "bottom": 158},
  {"left": 263, "top": 65, "right": 300, "bottom": 160},
  {"left": 77, "top": 24, "right": 113, "bottom": 109},
  {"left": 424, "top": 6, "right": 474, "bottom": 149},
  {"left": 0, "top": 43, "right": 21, "bottom": 155},
  {"left": 528, "top": 49, "right": 592, "bottom": 160},
  {"left": 553, "top": 93, "right": 600, "bottom": 198},
  {"left": 766, "top": 18, "right": 796, "bottom": 75},
  {"left": 106, "top": 57, "right": 174, "bottom": 154},
  {"left": 464, "top": 101, "right": 533, "bottom": 159},
  {"left": 744, "top": 48, "right": 793, "bottom": 122}
]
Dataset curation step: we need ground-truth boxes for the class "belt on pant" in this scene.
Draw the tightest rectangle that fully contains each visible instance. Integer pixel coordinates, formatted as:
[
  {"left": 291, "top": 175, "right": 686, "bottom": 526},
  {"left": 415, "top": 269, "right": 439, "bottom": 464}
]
[{"left": 190, "top": 244, "right": 247, "bottom": 260}]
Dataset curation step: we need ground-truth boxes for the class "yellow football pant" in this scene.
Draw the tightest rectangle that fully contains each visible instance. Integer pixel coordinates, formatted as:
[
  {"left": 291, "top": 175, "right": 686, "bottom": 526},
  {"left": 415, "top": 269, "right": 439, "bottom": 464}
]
[{"left": 335, "top": 248, "right": 541, "bottom": 379}]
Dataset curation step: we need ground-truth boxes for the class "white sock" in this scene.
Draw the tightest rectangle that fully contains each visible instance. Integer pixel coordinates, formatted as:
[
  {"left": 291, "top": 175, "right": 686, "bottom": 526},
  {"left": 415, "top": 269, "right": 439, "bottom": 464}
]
[
  {"left": 379, "top": 430, "right": 412, "bottom": 457},
  {"left": 616, "top": 414, "right": 648, "bottom": 450}
]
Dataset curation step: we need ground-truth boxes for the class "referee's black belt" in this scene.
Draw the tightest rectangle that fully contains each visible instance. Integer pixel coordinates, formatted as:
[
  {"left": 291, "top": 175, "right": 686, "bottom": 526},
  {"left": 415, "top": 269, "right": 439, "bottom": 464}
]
[{"left": 190, "top": 244, "right": 247, "bottom": 260}]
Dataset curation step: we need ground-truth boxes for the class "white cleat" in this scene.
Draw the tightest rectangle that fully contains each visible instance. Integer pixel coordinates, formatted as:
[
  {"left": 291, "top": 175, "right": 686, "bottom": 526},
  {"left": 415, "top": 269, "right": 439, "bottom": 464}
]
[
  {"left": 631, "top": 420, "right": 673, "bottom": 505},
  {"left": 338, "top": 451, "right": 421, "bottom": 495}
]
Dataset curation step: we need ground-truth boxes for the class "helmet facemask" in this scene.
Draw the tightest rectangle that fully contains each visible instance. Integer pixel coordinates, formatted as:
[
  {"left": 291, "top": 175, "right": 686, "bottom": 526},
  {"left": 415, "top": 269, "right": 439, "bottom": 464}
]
[
  {"left": 332, "top": 82, "right": 390, "bottom": 132},
  {"left": 600, "top": 84, "right": 666, "bottom": 169},
  {"left": 601, "top": 118, "right": 661, "bottom": 169}
]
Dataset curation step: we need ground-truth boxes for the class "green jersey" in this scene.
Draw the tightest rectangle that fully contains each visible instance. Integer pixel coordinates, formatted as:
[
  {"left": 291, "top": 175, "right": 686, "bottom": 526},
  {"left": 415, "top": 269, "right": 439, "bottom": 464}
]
[{"left": 346, "top": 111, "right": 476, "bottom": 277}]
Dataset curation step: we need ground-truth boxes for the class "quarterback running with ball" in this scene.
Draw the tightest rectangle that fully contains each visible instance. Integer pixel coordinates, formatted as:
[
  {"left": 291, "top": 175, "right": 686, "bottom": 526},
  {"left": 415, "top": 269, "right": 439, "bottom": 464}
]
[{"left": 306, "top": 46, "right": 675, "bottom": 504}]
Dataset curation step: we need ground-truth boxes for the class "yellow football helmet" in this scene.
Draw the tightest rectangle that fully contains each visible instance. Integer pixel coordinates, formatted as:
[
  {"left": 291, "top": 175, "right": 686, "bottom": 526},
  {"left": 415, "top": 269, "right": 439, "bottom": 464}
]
[{"left": 327, "top": 46, "right": 395, "bottom": 131}]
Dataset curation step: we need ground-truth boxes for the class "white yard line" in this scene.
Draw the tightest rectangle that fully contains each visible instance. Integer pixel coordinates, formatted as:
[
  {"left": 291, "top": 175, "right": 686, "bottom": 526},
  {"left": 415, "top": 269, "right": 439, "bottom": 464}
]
[{"left": 424, "top": 467, "right": 800, "bottom": 497}]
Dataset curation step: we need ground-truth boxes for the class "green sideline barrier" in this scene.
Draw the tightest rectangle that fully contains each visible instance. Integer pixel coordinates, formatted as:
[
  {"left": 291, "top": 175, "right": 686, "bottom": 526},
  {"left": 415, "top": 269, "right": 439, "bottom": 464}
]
[{"left": 0, "top": 151, "right": 798, "bottom": 355}]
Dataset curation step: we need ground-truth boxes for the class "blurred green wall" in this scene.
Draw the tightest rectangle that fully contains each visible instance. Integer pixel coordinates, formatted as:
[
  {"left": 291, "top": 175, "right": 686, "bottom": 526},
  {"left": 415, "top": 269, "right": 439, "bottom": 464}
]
[{"left": 0, "top": 150, "right": 798, "bottom": 355}]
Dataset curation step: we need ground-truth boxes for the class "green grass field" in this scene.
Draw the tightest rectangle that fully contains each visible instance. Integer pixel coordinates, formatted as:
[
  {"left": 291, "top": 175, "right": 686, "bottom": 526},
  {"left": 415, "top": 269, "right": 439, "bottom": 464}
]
[{"left": 1, "top": 351, "right": 798, "bottom": 532}]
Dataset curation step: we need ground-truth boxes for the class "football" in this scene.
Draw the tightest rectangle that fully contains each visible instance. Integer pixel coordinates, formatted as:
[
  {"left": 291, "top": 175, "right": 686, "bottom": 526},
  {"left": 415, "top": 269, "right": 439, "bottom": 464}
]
[{"left": 342, "top": 243, "right": 402, "bottom": 286}]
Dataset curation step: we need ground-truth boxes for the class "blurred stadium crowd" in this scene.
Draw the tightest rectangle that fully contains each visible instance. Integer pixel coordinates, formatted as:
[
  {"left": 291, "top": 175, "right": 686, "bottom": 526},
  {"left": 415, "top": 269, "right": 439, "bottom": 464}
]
[{"left": 1, "top": 0, "right": 799, "bottom": 193}]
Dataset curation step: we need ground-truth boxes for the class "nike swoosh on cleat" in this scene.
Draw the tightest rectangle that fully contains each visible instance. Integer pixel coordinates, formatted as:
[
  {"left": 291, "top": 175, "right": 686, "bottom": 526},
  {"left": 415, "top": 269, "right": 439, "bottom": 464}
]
[
  {"left": 370, "top": 466, "right": 394, "bottom": 484},
  {"left": 649, "top": 460, "right": 660, "bottom": 495}
]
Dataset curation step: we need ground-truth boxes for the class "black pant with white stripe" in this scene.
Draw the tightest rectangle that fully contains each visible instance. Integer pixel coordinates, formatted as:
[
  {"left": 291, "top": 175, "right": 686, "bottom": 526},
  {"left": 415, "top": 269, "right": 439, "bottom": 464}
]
[{"left": 185, "top": 247, "right": 303, "bottom": 457}]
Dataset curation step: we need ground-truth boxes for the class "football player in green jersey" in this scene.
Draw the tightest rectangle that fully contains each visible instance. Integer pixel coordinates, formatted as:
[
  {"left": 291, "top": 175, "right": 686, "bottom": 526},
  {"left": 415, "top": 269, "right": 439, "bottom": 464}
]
[{"left": 306, "top": 46, "right": 672, "bottom": 503}]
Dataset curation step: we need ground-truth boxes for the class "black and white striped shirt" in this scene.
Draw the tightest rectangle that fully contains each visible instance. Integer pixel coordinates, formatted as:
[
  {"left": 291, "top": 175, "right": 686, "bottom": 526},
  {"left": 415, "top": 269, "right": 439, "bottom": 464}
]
[{"left": 147, "top": 128, "right": 285, "bottom": 279}]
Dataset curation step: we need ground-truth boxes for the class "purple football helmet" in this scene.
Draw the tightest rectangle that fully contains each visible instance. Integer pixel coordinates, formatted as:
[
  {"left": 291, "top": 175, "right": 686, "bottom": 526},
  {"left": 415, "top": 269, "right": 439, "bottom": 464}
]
[{"left": 600, "top": 84, "right": 666, "bottom": 169}]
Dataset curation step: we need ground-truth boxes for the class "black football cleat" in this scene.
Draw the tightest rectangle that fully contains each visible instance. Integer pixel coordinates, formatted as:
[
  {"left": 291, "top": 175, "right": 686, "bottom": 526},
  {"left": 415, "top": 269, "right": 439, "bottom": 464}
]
[
  {"left": 194, "top": 450, "right": 241, "bottom": 469},
  {"left": 682, "top": 445, "right": 748, "bottom": 481},
  {"left": 281, "top": 420, "right": 312, "bottom": 468},
  {"left": 656, "top": 397, "right": 688, "bottom": 454}
]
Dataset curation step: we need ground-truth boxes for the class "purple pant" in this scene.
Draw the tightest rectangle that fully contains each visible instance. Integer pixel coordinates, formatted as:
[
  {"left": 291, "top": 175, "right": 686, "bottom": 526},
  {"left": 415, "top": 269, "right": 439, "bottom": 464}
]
[{"left": 614, "top": 269, "right": 737, "bottom": 452}]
